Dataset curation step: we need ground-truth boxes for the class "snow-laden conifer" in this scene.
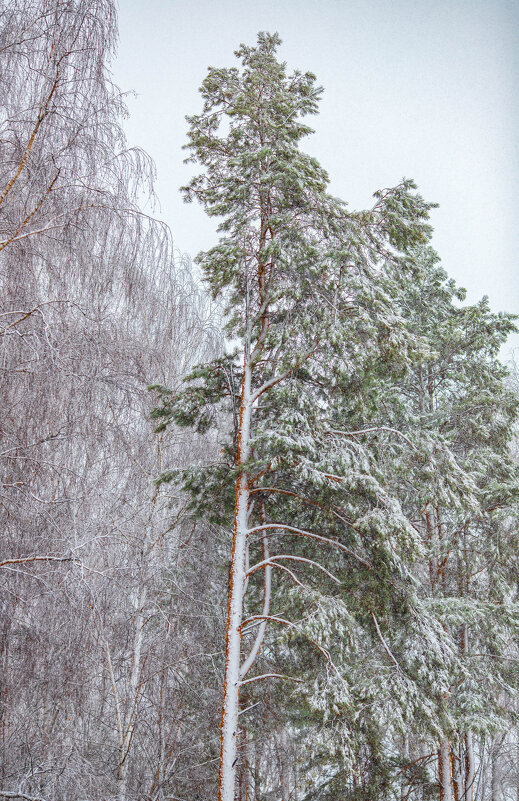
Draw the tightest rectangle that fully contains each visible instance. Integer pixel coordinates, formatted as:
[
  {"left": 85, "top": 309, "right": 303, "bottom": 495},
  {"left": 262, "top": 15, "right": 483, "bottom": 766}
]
[{"left": 151, "top": 32, "right": 457, "bottom": 800}]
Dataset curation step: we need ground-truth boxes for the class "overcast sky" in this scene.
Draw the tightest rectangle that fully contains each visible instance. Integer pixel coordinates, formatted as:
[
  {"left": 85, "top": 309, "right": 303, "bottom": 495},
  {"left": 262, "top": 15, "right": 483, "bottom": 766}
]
[{"left": 113, "top": 0, "right": 518, "bottom": 358}]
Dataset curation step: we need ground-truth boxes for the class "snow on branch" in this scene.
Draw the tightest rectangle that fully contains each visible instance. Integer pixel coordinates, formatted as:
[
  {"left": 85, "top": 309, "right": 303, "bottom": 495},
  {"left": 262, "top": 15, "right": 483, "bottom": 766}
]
[
  {"left": 249, "top": 486, "right": 371, "bottom": 567},
  {"left": 0, "top": 792, "right": 48, "bottom": 801},
  {"left": 239, "top": 530, "right": 272, "bottom": 680},
  {"left": 239, "top": 614, "right": 340, "bottom": 677},
  {"left": 370, "top": 610, "right": 403, "bottom": 672},
  {"left": 239, "top": 672, "right": 303, "bottom": 686},
  {"left": 250, "top": 343, "right": 318, "bottom": 402},
  {"left": 247, "top": 554, "right": 342, "bottom": 585},
  {"left": 0, "top": 554, "right": 77, "bottom": 568},
  {"left": 246, "top": 522, "right": 372, "bottom": 569},
  {"left": 330, "top": 426, "right": 417, "bottom": 451}
]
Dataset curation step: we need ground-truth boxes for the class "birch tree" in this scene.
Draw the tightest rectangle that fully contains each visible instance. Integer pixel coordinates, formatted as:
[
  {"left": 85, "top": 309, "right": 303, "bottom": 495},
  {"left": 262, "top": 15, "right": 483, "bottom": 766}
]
[{"left": 0, "top": 1, "right": 222, "bottom": 797}]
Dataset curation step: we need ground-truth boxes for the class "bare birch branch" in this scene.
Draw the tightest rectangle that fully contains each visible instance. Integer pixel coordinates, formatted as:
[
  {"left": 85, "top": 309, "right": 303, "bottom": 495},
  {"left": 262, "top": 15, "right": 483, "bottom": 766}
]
[
  {"left": 0, "top": 793, "right": 48, "bottom": 801},
  {"left": 0, "top": 555, "right": 76, "bottom": 568}
]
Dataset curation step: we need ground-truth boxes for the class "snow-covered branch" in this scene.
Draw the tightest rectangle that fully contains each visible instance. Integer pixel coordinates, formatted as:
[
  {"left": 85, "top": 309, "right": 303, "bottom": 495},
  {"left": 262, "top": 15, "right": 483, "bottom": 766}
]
[
  {"left": 240, "top": 533, "right": 271, "bottom": 679},
  {"left": 249, "top": 486, "right": 372, "bottom": 567},
  {"left": 330, "top": 426, "right": 417, "bottom": 452},
  {"left": 240, "top": 672, "right": 303, "bottom": 686},
  {"left": 370, "top": 611, "right": 403, "bottom": 672},
  {"left": 0, "top": 554, "right": 77, "bottom": 568},
  {"left": 239, "top": 614, "right": 340, "bottom": 675},
  {"left": 247, "top": 554, "right": 341, "bottom": 585},
  {"left": 247, "top": 523, "right": 372, "bottom": 569}
]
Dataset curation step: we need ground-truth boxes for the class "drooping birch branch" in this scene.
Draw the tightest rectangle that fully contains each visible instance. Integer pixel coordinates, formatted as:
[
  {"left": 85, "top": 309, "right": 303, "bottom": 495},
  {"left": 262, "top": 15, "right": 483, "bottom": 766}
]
[
  {"left": 0, "top": 56, "right": 62, "bottom": 207},
  {"left": 0, "top": 793, "right": 48, "bottom": 801},
  {"left": 0, "top": 170, "right": 60, "bottom": 253}
]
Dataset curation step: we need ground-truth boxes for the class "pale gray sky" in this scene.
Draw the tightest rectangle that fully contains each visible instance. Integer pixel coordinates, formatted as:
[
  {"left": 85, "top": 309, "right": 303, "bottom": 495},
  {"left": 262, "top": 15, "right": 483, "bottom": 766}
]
[{"left": 113, "top": 0, "right": 518, "bottom": 357}]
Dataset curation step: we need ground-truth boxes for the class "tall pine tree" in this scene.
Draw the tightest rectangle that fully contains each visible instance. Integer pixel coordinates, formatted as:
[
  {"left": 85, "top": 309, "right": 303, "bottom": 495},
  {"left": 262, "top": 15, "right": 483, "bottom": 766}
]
[{"left": 151, "top": 33, "right": 452, "bottom": 800}]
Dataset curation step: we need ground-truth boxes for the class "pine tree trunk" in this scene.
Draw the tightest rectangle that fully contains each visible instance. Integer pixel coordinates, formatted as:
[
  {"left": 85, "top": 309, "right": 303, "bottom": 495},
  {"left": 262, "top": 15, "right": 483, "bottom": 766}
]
[
  {"left": 218, "top": 359, "right": 252, "bottom": 801},
  {"left": 438, "top": 738, "right": 453, "bottom": 801},
  {"left": 463, "top": 733, "right": 475, "bottom": 801},
  {"left": 491, "top": 735, "right": 502, "bottom": 801},
  {"left": 278, "top": 727, "right": 291, "bottom": 801}
]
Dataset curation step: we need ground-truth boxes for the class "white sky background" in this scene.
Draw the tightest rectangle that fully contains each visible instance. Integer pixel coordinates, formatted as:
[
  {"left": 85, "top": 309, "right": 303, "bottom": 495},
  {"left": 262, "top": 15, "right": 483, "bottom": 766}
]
[{"left": 113, "top": 0, "right": 519, "bottom": 359}]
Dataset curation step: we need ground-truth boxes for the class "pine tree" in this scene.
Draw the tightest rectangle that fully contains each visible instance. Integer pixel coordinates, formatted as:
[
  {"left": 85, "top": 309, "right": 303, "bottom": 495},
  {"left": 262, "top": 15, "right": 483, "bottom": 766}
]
[
  {"left": 151, "top": 32, "right": 445, "bottom": 801},
  {"left": 346, "top": 245, "right": 519, "bottom": 800}
]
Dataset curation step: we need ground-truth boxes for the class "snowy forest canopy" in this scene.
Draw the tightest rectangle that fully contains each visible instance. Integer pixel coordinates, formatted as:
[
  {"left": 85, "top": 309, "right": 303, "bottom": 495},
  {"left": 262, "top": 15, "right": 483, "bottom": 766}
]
[{"left": 1, "top": 4, "right": 518, "bottom": 801}]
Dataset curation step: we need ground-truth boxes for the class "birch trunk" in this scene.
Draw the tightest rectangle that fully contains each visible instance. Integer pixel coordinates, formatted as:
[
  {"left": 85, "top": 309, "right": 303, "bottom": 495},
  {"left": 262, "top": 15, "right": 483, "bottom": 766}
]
[
  {"left": 218, "top": 359, "right": 252, "bottom": 801},
  {"left": 106, "top": 585, "right": 147, "bottom": 801}
]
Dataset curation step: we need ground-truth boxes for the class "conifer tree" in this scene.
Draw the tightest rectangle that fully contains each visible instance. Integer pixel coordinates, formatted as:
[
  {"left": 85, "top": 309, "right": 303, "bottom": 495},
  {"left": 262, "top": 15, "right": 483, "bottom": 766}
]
[
  {"left": 337, "top": 245, "right": 519, "bottom": 800},
  {"left": 151, "top": 33, "right": 447, "bottom": 801}
]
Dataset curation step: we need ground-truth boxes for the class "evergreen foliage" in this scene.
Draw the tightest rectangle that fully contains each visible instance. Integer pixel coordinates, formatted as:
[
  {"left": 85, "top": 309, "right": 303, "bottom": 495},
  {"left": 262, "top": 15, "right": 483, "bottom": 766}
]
[{"left": 148, "top": 31, "right": 519, "bottom": 800}]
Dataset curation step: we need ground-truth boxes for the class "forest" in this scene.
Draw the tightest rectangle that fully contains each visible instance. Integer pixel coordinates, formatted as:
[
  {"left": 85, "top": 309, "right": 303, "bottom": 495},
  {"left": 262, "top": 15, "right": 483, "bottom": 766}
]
[{"left": 1, "top": 3, "right": 518, "bottom": 801}]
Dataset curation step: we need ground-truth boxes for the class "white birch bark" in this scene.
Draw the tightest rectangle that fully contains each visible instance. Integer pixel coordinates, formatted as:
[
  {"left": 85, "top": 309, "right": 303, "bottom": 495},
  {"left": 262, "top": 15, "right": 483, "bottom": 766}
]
[
  {"left": 106, "top": 585, "right": 147, "bottom": 801},
  {"left": 218, "top": 359, "right": 252, "bottom": 801}
]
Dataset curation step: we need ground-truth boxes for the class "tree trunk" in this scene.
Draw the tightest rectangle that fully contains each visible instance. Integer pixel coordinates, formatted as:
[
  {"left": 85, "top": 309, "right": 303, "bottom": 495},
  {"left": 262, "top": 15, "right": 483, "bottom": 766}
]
[
  {"left": 463, "top": 733, "right": 475, "bottom": 801},
  {"left": 438, "top": 738, "right": 453, "bottom": 801},
  {"left": 491, "top": 735, "right": 503, "bottom": 801},
  {"left": 253, "top": 739, "right": 261, "bottom": 801},
  {"left": 218, "top": 359, "right": 252, "bottom": 801},
  {"left": 278, "top": 727, "right": 291, "bottom": 801}
]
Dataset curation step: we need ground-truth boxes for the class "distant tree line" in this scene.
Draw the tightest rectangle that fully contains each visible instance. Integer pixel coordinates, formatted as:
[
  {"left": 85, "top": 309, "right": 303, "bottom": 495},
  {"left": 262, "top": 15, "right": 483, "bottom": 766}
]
[{"left": 1, "top": 7, "right": 518, "bottom": 801}]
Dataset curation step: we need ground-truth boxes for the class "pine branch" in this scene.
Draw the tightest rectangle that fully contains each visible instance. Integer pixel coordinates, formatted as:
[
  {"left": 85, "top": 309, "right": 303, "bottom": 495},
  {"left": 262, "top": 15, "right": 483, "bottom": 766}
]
[{"left": 247, "top": 522, "right": 372, "bottom": 569}]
